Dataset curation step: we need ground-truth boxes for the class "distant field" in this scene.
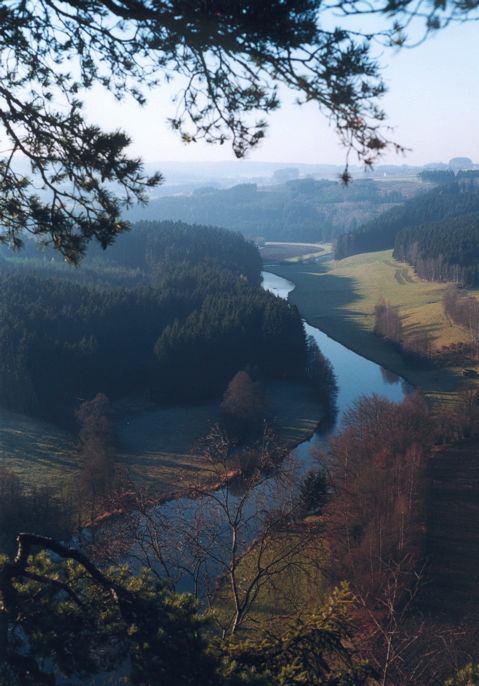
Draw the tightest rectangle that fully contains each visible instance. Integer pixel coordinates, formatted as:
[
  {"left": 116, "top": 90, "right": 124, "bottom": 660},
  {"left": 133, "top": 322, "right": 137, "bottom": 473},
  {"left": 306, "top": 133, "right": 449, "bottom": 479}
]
[
  {"left": 1, "top": 379, "right": 323, "bottom": 494},
  {"left": 260, "top": 242, "right": 332, "bottom": 263},
  {"left": 271, "top": 250, "right": 479, "bottom": 399}
]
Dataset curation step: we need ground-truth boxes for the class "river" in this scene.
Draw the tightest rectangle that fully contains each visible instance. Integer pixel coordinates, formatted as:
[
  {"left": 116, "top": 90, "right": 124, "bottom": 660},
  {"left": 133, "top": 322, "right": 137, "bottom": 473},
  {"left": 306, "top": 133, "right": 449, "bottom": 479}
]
[
  {"left": 117, "top": 271, "right": 410, "bottom": 595},
  {"left": 1, "top": 269, "right": 410, "bottom": 598},
  {"left": 261, "top": 271, "right": 409, "bottom": 462}
]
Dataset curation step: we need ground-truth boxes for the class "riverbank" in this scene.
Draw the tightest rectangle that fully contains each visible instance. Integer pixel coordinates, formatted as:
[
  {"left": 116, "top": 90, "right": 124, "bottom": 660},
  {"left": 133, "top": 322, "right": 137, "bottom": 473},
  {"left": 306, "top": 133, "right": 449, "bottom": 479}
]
[
  {"left": 270, "top": 250, "right": 479, "bottom": 404},
  {"left": 116, "top": 379, "right": 324, "bottom": 495},
  {"left": 85, "top": 271, "right": 414, "bottom": 631},
  {"left": 0, "top": 377, "right": 324, "bottom": 494}
]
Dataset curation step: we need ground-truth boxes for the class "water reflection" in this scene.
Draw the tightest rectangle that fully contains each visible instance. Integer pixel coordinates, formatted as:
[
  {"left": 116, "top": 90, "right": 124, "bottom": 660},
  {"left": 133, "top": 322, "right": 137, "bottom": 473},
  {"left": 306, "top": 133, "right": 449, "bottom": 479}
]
[
  {"left": 380, "top": 366, "right": 401, "bottom": 385},
  {"left": 262, "top": 272, "right": 406, "bottom": 428},
  {"left": 100, "top": 271, "right": 413, "bottom": 599},
  {"left": 261, "top": 270, "right": 409, "bottom": 468}
]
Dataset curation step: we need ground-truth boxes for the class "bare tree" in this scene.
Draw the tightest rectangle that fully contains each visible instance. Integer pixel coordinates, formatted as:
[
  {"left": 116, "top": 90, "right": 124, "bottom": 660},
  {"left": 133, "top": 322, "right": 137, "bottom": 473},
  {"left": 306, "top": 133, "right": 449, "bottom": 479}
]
[
  {"left": 76, "top": 393, "right": 127, "bottom": 520},
  {"left": 101, "top": 426, "right": 323, "bottom": 636},
  {"left": 374, "top": 299, "right": 403, "bottom": 344},
  {"left": 323, "top": 395, "right": 435, "bottom": 684},
  {"left": 443, "top": 287, "right": 479, "bottom": 356},
  {"left": 220, "top": 371, "right": 268, "bottom": 443},
  {"left": 354, "top": 558, "right": 428, "bottom": 686}
]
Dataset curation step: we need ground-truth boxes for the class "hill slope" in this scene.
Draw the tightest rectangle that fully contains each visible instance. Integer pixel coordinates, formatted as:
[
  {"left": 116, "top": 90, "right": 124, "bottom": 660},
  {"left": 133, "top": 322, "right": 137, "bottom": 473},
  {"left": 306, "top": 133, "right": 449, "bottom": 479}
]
[
  {"left": 127, "top": 179, "right": 408, "bottom": 242},
  {"left": 335, "top": 182, "right": 479, "bottom": 264}
]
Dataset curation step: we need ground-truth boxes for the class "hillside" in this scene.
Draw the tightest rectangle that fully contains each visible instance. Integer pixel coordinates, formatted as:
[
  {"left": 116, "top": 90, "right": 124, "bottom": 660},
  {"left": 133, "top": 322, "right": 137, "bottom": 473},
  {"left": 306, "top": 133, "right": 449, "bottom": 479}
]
[
  {"left": 270, "top": 250, "right": 479, "bottom": 398},
  {"left": 335, "top": 182, "right": 479, "bottom": 262},
  {"left": 126, "top": 178, "right": 413, "bottom": 243}
]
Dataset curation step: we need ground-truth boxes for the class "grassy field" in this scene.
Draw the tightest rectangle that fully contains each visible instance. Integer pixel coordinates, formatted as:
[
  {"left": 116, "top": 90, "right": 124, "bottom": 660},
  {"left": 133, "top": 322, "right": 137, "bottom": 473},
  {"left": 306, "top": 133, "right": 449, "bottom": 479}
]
[
  {"left": 1, "top": 379, "right": 323, "bottom": 493},
  {"left": 0, "top": 408, "right": 77, "bottom": 490},
  {"left": 118, "top": 380, "right": 324, "bottom": 494},
  {"left": 212, "top": 531, "right": 326, "bottom": 633},
  {"left": 271, "top": 250, "right": 479, "bottom": 400},
  {"left": 260, "top": 241, "right": 332, "bottom": 263}
]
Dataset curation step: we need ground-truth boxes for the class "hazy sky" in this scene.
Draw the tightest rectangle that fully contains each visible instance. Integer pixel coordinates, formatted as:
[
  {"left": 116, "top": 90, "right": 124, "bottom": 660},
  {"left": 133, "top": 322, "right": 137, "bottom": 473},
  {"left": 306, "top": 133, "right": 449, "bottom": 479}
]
[{"left": 84, "top": 19, "right": 479, "bottom": 167}]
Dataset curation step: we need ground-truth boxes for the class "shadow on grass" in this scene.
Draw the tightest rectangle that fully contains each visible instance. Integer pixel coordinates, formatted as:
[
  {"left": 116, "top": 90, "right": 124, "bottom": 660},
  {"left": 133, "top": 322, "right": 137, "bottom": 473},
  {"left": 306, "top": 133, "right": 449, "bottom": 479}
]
[
  {"left": 0, "top": 422, "right": 75, "bottom": 470},
  {"left": 269, "top": 263, "right": 465, "bottom": 395},
  {"left": 271, "top": 261, "right": 363, "bottom": 315},
  {"left": 401, "top": 318, "right": 443, "bottom": 345}
]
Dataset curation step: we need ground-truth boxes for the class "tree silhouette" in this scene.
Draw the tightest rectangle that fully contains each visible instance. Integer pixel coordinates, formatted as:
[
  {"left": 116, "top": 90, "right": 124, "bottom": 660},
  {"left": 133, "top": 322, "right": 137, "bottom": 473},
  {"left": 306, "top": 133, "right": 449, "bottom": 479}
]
[
  {"left": 220, "top": 371, "right": 267, "bottom": 442},
  {"left": 1, "top": 0, "right": 457, "bottom": 260}
]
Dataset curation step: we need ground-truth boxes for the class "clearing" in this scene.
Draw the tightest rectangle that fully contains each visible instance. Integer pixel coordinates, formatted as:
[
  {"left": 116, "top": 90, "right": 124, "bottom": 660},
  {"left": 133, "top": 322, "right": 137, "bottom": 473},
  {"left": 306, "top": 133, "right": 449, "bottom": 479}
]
[
  {"left": 260, "top": 241, "right": 332, "bottom": 263},
  {"left": 1, "top": 380, "right": 324, "bottom": 494},
  {"left": 117, "top": 380, "right": 324, "bottom": 493}
]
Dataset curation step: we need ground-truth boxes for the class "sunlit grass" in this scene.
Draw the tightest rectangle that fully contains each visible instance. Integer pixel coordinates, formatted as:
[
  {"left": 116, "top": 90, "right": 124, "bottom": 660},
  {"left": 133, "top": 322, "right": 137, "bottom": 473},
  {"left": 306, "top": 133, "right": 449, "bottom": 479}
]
[
  {"left": 271, "top": 250, "right": 479, "bottom": 401},
  {"left": 212, "top": 530, "right": 326, "bottom": 635},
  {"left": 0, "top": 408, "right": 77, "bottom": 490}
]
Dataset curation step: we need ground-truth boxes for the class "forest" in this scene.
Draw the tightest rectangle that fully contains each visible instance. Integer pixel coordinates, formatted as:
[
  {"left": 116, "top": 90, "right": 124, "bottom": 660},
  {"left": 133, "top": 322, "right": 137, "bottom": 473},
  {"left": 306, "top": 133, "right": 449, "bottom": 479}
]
[
  {"left": 393, "top": 213, "right": 479, "bottom": 286},
  {"left": 128, "top": 178, "right": 405, "bottom": 242},
  {"left": 335, "top": 181, "right": 479, "bottom": 262},
  {"left": 2, "top": 0, "right": 479, "bottom": 682},
  {"left": 0, "top": 221, "right": 313, "bottom": 423}
]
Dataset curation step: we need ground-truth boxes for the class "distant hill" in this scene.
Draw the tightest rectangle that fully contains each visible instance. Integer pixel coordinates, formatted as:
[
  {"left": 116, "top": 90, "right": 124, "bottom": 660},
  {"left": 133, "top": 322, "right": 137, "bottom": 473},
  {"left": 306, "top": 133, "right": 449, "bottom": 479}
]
[{"left": 126, "top": 178, "right": 411, "bottom": 242}]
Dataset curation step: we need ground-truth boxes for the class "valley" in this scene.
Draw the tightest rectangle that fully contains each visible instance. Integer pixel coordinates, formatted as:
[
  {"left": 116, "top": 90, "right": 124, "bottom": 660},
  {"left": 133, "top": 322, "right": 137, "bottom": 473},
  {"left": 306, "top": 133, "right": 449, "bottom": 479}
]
[{"left": 271, "top": 249, "right": 479, "bottom": 401}]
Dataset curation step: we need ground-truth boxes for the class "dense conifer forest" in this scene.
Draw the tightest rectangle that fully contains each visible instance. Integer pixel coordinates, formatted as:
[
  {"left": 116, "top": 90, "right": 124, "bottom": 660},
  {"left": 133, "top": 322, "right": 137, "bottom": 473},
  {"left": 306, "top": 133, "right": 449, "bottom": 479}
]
[
  {"left": 335, "top": 182, "right": 479, "bottom": 265},
  {"left": 393, "top": 213, "right": 479, "bottom": 286},
  {"left": 0, "top": 221, "right": 308, "bottom": 423}
]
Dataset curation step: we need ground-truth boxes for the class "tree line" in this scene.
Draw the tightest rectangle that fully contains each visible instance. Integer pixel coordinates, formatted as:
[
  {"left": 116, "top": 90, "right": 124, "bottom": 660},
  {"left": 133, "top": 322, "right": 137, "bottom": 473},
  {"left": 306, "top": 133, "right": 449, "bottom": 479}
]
[
  {"left": 393, "top": 213, "right": 479, "bottom": 287},
  {"left": 153, "top": 288, "right": 307, "bottom": 403},
  {"left": 335, "top": 182, "right": 479, "bottom": 262},
  {"left": 127, "top": 179, "right": 405, "bottom": 243},
  {"left": 373, "top": 299, "right": 432, "bottom": 364},
  {"left": 373, "top": 287, "right": 479, "bottom": 368},
  {"left": 86, "top": 219, "right": 263, "bottom": 285},
  {"left": 419, "top": 170, "right": 479, "bottom": 185},
  {"left": 443, "top": 286, "right": 479, "bottom": 357},
  {"left": 1, "top": 219, "right": 263, "bottom": 286}
]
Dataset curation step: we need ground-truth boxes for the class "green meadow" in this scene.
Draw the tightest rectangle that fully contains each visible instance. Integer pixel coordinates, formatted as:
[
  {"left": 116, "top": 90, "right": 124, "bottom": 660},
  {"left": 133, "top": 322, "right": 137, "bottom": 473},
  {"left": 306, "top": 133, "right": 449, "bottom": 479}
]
[{"left": 271, "top": 250, "right": 479, "bottom": 401}]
